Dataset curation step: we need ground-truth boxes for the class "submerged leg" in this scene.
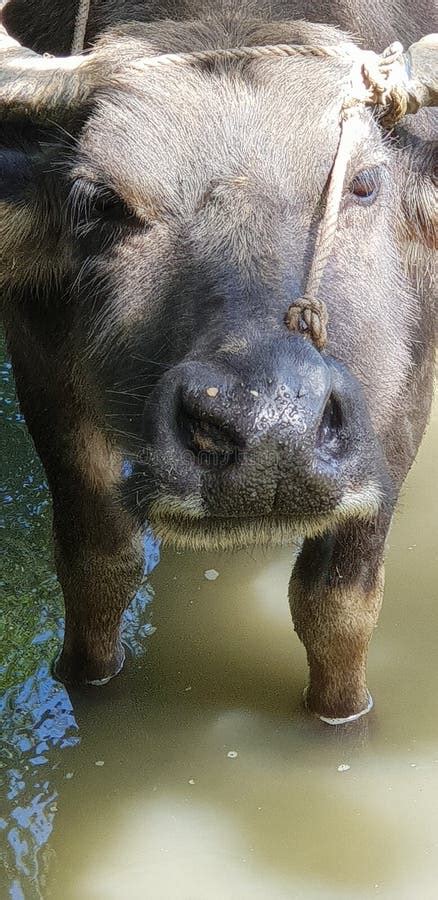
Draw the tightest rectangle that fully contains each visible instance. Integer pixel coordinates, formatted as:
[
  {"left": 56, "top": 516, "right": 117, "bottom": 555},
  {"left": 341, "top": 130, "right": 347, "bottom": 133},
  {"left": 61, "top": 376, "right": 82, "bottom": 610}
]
[
  {"left": 53, "top": 478, "right": 144, "bottom": 686},
  {"left": 11, "top": 358, "right": 144, "bottom": 685},
  {"left": 289, "top": 521, "right": 387, "bottom": 723}
]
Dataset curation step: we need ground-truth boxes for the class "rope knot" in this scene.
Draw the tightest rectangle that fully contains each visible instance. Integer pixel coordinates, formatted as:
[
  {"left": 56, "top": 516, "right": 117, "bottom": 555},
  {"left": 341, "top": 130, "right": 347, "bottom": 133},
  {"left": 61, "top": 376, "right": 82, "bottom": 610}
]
[
  {"left": 362, "top": 41, "right": 408, "bottom": 127},
  {"left": 285, "top": 297, "right": 328, "bottom": 351}
]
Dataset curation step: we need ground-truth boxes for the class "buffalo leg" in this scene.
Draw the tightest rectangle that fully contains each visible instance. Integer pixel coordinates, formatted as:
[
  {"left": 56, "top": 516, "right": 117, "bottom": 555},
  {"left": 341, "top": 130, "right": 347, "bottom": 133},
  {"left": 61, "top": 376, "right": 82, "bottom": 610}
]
[
  {"left": 10, "top": 359, "right": 144, "bottom": 686},
  {"left": 289, "top": 521, "right": 388, "bottom": 723},
  {"left": 52, "top": 480, "right": 144, "bottom": 686}
]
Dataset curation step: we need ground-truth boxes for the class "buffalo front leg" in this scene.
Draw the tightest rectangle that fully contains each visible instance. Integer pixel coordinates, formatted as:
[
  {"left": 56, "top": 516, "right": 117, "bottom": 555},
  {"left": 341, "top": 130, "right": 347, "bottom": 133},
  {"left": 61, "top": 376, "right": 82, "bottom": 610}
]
[
  {"left": 11, "top": 354, "right": 145, "bottom": 685},
  {"left": 53, "top": 484, "right": 145, "bottom": 686},
  {"left": 289, "top": 521, "right": 387, "bottom": 724}
]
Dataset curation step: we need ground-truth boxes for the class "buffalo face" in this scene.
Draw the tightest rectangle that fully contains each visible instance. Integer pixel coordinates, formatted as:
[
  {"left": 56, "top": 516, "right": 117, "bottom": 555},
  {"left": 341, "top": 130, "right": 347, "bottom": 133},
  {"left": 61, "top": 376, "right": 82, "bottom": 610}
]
[{"left": 1, "top": 23, "right": 435, "bottom": 548}]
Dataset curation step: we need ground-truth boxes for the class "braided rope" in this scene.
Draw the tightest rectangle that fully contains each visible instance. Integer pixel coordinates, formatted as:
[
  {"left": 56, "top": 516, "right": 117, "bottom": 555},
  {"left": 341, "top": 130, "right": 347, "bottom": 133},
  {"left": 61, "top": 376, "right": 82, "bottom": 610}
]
[
  {"left": 305, "top": 112, "right": 358, "bottom": 299},
  {"left": 127, "top": 41, "right": 407, "bottom": 121},
  {"left": 285, "top": 109, "right": 359, "bottom": 350},
  {"left": 129, "top": 42, "right": 350, "bottom": 70},
  {"left": 284, "top": 42, "right": 406, "bottom": 351},
  {"left": 71, "top": 0, "right": 91, "bottom": 54}
]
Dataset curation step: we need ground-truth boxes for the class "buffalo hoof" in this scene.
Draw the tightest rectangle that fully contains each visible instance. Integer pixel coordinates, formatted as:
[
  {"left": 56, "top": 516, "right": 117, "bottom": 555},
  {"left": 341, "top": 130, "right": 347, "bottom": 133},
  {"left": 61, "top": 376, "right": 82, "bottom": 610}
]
[
  {"left": 52, "top": 645, "right": 126, "bottom": 687},
  {"left": 303, "top": 686, "right": 374, "bottom": 725}
]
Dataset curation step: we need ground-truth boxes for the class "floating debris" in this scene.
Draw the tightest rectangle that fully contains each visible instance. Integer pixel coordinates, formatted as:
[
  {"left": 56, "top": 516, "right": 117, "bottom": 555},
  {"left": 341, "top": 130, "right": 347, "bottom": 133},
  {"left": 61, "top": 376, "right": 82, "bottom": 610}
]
[
  {"left": 65, "top": 772, "right": 74, "bottom": 780},
  {"left": 206, "top": 387, "right": 219, "bottom": 398},
  {"left": 188, "top": 778, "right": 195, "bottom": 785},
  {"left": 227, "top": 751, "right": 238, "bottom": 759},
  {"left": 204, "top": 569, "right": 219, "bottom": 581},
  {"left": 250, "top": 390, "right": 259, "bottom": 397},
  {"left": 95, "top": 760, "right": 105, "bottom": 767},
  {"left": 337, "top": 764, "right": 350, "bottom": 772}
]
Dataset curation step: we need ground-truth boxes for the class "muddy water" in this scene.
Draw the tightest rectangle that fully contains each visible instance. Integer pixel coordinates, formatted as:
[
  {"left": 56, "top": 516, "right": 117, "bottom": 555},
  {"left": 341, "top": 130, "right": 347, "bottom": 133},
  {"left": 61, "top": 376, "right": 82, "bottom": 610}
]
[{"left": 1, "top": 346, "right": 438, "bottom": 900}]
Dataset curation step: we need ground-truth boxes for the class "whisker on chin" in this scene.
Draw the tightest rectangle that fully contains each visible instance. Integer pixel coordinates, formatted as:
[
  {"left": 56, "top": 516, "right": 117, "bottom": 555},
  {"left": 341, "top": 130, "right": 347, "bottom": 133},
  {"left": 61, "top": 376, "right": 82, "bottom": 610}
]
[{"left": 129, "top": 353, "right": 171, "bottom": 371}]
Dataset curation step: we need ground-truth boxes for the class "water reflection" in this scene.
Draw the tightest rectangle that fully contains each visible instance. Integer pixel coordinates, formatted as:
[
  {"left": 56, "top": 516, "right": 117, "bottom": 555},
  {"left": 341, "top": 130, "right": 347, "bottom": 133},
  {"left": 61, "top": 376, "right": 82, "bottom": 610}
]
[
  {"left": 0, "top": 347, "right": 160, "bottom": 898},
  {"left": 1, "top": 574, "right": 159, "bottom": 898},
  {"left": 1, "top": 666, "right": 77, "bottom": 898}
]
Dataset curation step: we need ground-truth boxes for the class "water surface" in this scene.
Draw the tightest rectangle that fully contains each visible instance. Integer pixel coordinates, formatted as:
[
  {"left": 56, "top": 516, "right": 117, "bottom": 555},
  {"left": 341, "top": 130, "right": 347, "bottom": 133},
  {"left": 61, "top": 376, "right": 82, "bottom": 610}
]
[{"left": 1, "top": 347, "right": 437, "bottom": 899}]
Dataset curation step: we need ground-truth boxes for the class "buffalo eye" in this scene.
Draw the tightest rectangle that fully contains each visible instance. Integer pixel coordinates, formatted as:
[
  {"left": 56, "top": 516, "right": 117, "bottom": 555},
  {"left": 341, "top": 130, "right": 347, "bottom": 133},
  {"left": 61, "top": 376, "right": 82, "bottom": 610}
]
[
  {"left": 70, "top": 177, "right": 142, "bottom": 236},
  {"left": 349, "top": 168, "right": 381, "bottom": 204},
  {"left": 89, "top": 186, "right": 138, "bottom": 225}
]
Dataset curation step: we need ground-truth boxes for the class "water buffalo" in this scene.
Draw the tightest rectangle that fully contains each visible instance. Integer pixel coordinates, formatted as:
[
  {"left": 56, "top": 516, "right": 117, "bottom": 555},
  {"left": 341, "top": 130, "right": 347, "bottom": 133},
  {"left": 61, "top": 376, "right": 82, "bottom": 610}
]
[{"left": 1, "top": 0, "right": 436, "bottom": 724}]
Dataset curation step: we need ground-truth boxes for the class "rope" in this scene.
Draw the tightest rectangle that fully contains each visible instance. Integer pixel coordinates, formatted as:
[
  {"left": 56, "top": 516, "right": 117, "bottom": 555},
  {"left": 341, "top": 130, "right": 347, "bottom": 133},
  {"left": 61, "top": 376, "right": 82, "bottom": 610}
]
[
  {"left": 362, "top": 41, "right": 407, "bottom": 127},
  {"left": 130, "top": 43, "right": 350, "bottom": 69},
  {"left": 130, "top": 41, "right": 406, "bottom": 353},
  {"left": 284, "top": 43, "right": 407, "bottom": 351},
  {"left": 285, "top": 109, "right": 359, "bottom": 351},
  {"left": 71, "top": 0, "right": 91, "bottom": 54},
  {"left": 65, "top": 12, "right": 406, "bottom": 352},
  {"left": 127, "top": 41, "right": 407, "bottom": 120}
]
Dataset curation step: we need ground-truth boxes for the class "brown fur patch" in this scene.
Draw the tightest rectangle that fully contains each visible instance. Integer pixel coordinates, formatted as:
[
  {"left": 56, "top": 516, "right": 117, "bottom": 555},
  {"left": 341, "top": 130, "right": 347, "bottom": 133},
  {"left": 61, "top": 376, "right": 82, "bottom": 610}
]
[
  {"left": 0, "top": 199, "right": 70, "bottom": 296},
  {"left": 74, "top": 422, "right": 122, "bottom": 492},
  {"left": 290, "top": 563, "right": 385, "bottom": 719}
]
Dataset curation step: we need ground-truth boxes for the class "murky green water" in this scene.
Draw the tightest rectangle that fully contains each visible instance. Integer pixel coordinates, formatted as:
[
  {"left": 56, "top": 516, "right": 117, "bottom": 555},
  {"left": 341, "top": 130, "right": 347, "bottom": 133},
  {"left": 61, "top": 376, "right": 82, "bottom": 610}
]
[{"left": 1, "top": 338, "right": 437, "bottom": 900}]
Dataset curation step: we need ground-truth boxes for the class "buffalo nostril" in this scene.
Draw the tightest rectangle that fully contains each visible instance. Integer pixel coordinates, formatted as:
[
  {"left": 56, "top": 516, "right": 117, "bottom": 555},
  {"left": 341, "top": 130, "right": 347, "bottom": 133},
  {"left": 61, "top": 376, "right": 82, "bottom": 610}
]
[
  {"left": 316, "top": 393, "right": 344, "bottom": 453},
  {"left": 177, "top": 395, "right": 240, "bottom": 468}
]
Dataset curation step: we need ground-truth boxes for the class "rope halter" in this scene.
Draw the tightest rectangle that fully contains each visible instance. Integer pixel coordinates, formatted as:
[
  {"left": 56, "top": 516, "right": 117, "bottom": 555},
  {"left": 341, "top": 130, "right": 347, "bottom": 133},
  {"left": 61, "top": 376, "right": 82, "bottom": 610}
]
[
  {"left": 128, "top": 40, "right": 409, "bottom": 353},
  {"left": 283, "top": 41, "right": 409, "bottom": 352},
  {"left": 69, "top": 4, "right": 411, "bottom": 353},
  {"left": 285, "top": 104, "right": 366, "bottom": 352}
]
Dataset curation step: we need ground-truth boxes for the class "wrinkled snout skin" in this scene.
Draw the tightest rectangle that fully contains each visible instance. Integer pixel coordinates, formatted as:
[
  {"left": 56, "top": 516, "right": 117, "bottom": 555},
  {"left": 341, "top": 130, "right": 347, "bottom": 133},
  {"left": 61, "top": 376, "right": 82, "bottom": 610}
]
[{"left": 1, "top": 0, "right": 436, "bottom": 722}]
